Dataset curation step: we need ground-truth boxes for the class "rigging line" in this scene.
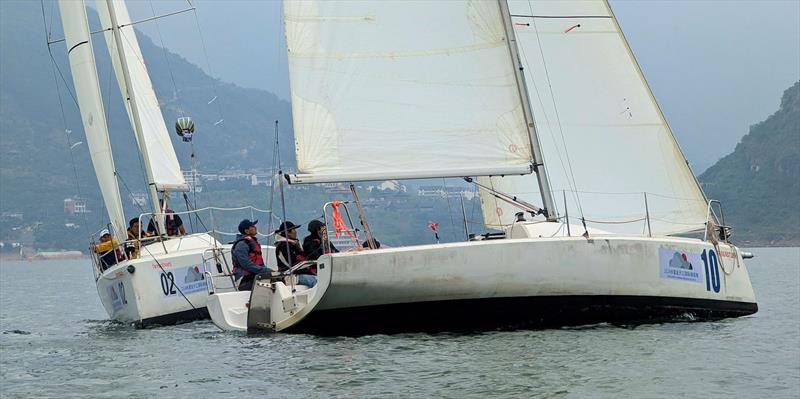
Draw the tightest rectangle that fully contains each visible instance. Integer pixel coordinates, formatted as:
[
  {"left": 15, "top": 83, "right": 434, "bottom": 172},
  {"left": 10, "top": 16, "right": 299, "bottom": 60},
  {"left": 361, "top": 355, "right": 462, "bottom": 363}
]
[
  {"left": 47, "top": 7, "right": 197, "bottom": 45},
  {"left": 267, "top": 129, "right": 280, "bottom": 245},
  {"left": 44, "top": 36, "right": 79, "bottom": 108},
  {"left": 116, "top": 172, "right": 147, "bottom": 215},
  {"left": 469, "top": 186, "right": 478, "bottom": 231},
  {"left": 147, "top": 0, "right": 184, "bottom": 117},
  {"left": 180, "top": 192, "right": 210, "bottom": 235},
  {"left": 41, "top": 0, "right": 90, "bottom": 237},
  {"left": 47, "top": 0, "right": 56, "bottom": 41},
  {"left": 525, "top": 0, "right": 584, "bottom": 218},
  {"left": 189, "top": 4, "right": 226, "bottom": 129},
  {"left": 441, "top": 178, "right": 458, "bottom": 241},
  {"left": 139, "top": 241, "right": 202, "bottom": 316},
  {"left": 489, "top": 177, "right": 501, "bottom": 226},
  {"left": 183, "top": 194, "right": 195, "bottom": 233},
  {"left": 515, "top": 1, "right": 574, "bottom": 216}
]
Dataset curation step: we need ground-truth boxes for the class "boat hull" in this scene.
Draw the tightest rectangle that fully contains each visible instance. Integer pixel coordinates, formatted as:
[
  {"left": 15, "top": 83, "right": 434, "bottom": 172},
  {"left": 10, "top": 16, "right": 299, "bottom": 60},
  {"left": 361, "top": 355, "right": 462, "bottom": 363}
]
[
  {"left": 260, "top": 234, "right": 757, "bottom": 335},
  {"left": 289, "top": 294, "right": 756, "bottom": 335},
  {"left": 94, "top": 234, "right": 252, "bottom": 327}
]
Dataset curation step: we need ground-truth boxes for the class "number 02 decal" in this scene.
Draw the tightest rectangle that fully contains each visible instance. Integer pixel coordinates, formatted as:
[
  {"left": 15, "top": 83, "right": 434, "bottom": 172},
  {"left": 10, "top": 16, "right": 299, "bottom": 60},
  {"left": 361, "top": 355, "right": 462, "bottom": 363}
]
[
  {"left": 701, "top": 249, "right": 721, "bottom": 293},
  {"left": 160, "top": 271, "right": 177, "bottom": 296}
]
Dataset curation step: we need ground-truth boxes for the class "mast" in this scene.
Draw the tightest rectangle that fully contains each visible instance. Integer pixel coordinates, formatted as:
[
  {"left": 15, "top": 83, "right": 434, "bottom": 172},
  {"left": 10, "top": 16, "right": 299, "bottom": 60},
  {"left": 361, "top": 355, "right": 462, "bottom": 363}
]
[
  {"left": 57, "top": 0, "right": 127, "bottom": 243},
  {"left": 497, "top": 0, "right": 557, "bottom": 221},
  {"left": 103, "top": 0, "right": 165, "bottom": 234}
]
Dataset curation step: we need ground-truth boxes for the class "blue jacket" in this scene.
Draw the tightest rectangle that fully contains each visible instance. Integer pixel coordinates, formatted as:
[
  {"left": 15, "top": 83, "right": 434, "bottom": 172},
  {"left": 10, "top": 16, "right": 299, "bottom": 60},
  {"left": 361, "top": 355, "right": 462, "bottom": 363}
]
[{"left": 231, "top": 234, "right": 269, "bottom": 279}]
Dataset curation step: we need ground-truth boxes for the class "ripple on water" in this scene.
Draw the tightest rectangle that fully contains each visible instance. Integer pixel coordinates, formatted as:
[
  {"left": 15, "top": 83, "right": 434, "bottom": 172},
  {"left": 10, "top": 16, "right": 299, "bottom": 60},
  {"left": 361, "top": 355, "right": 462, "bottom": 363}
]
[{"left": 1, "top": 251, "right": 799, "bottom": 398}]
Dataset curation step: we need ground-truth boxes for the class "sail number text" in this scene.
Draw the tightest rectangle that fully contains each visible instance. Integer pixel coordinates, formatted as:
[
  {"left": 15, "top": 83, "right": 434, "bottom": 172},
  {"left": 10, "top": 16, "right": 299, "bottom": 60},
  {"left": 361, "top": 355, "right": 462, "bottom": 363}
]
[{"left": 701, "top": 249, "right": 721, "bottom": 293}]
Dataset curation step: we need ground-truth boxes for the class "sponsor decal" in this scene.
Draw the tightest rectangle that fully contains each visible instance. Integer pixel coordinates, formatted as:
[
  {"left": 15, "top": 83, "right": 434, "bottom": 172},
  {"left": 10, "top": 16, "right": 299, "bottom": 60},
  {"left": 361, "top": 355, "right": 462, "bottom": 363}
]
[
  {"left": 107, "top": 281, "right": 128, "bottom": 311},
  {"left": 158, "top": 264, "right": 207, "bottom": 297},
  {"left": 658, "top": 248, "right": 703, "bottom": 284}
]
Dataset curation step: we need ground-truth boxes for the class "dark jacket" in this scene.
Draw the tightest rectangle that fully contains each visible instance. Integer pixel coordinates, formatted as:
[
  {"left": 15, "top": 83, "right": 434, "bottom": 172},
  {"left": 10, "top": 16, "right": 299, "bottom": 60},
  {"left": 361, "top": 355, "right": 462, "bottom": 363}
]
[
  {"left": 274, "top": 234, "right": 309, "bottom": 274},
  {"left": 231, "top": 234, "right": 269, "bottom": 280},
  {"left": 303, "top": 234, "right": 338, "bottom": 261},
  {"left": 146, "top": 210, "right": 183, "bottom": 236}
]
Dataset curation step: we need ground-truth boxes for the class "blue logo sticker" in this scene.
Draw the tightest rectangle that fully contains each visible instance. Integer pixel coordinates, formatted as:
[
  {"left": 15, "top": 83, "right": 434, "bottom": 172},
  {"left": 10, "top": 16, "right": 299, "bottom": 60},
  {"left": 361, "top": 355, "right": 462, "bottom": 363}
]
[{"left": 658, "top": 248, "right": 703, "bottom": 283}]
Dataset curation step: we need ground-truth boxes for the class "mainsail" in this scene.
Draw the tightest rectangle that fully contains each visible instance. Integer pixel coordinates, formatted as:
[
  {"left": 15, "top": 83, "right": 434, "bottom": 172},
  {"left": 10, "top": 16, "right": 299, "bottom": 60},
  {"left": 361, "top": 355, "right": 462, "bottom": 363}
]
[
  {"left": 58, "top": 0, "right": 127, "bottom": 242},
  {"left": 480, "top": 0, "right": 709, "bottom": 235},
  {"left": 283, "top": 0, "right": 536, "bottom": 183},
  {"left": 95, "top": 0, "right": 188, "bottom": 192}
]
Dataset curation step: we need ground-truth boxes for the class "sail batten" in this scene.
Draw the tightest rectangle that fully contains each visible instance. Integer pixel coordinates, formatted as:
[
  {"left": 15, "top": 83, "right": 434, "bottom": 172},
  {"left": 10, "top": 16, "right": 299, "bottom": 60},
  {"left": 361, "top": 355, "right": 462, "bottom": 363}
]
[
  {"left": 480, "top": 0, "right": 709, "bottom": 235},
  {"left": 284, "top": 0, "right": 536, "bottom": 183}
]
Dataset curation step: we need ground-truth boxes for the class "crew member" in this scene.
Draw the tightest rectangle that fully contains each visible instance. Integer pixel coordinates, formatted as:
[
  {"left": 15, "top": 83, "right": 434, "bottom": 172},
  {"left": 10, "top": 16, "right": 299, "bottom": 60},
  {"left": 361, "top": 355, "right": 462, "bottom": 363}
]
[
  {"left": 362, "top": 238, "right": 381, "bottom": 249},
  {"left": 147, "top": 200, "right": 186, "bottom": 237},
  {"left": 94, "top": 229, "right": 122, "bottom": 271},
  {"left": 231, "top": 219, "right": 270, "bottom": 291},
  {"left": 125, "top": 218, "right": 150, "bottom": 258},
  {"left": 303, "top": 220, "right": 338, "bottom": 261},
  {"left": 274, "top": 221, "right": 316, "bottom": 288}
]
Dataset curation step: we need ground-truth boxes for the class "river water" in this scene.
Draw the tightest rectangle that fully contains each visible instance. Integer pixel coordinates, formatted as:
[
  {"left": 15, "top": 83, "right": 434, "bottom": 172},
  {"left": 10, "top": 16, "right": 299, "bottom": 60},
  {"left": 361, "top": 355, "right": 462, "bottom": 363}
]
[{"left": 1, "top": 247, "right": 798, "bottom": 398}]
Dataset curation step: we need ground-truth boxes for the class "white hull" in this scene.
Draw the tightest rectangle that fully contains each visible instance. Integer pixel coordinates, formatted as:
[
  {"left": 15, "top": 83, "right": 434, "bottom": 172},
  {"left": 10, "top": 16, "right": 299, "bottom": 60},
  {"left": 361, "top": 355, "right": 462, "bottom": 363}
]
[
  {"left": 207, "top": 292, "right": 249, "bottom": 332},
  {"left": 95, "top": 233, "right": 275, "bottom": 326},
  {"left": 241, "top": 223, "right": 757, "bottom": 335}
]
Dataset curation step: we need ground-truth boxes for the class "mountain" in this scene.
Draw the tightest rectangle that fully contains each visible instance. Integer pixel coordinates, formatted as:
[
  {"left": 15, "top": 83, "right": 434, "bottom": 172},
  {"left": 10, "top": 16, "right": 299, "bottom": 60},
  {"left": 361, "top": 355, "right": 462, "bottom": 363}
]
[
  {"left": 699, "top": 81, "right": 800, "bottom": 246},
  {"left": 0, "top": 1, "right": 294, "bottom": 241}
]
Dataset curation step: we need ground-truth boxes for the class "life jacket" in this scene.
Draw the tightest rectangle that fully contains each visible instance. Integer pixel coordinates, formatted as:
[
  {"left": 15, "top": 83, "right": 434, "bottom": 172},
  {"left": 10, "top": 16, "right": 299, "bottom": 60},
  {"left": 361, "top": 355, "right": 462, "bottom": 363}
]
[
  {"left": 275, "top": 235, "right": 310, "bottom": 274},
  {"left": 231, "top": 235, "right": 264, "bottom": 276}
]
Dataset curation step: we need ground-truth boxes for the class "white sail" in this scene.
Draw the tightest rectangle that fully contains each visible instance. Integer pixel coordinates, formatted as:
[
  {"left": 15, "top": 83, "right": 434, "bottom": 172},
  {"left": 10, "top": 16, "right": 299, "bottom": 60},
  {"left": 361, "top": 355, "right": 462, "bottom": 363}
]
[
  {"left": 95, "top": 0, "right": 188, "bottom": 192},
  {"left": 480, "top": 0, "right": 708, "bottom": 235},
  {"left": 58, "top": 0, "right": 127, "bottom": 242},
  {"left": 284, "top": 0, "right": 536, "bottom": 183}
]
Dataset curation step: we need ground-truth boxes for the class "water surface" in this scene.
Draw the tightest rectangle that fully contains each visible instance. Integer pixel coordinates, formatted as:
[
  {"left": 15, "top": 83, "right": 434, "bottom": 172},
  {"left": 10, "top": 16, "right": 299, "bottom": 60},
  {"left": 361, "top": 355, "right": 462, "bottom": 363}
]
[{"left": 1, "top": 248, "right": 798, "bottom": 398}]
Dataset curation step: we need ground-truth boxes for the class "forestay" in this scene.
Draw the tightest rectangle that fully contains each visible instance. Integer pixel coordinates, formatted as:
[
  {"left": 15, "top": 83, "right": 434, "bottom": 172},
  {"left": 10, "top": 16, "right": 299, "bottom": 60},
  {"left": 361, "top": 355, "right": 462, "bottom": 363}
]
[
  {"left": 95, "top": 0, "right": 188, "bottom": 192},
  {"left": 58, "top": 0, "right": 127, "bottom": 242},
  {"left": 284, "top": 0, "right": 535, "bottom": 183},
  {"left": 480, "top": 0, "right": 708, "bottom": 236}
]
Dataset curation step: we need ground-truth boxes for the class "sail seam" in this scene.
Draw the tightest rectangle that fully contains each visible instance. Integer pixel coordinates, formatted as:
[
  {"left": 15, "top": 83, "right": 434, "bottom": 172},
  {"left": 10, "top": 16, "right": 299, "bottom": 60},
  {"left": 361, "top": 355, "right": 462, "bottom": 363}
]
[{"left": 511, "top": 15, "right": 611, "bottom": 19}]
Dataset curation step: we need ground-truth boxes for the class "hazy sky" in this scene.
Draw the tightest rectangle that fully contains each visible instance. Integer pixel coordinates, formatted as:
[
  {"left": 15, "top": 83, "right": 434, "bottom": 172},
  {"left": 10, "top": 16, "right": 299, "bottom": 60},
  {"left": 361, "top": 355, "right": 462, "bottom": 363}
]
[{"left": 126, "top": 0, "right": 800, "bottom": 173}]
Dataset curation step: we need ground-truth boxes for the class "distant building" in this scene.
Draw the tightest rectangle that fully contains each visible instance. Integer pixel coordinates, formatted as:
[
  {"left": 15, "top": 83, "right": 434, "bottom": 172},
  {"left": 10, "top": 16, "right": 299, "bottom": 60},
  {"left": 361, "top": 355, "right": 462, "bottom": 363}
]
[
  {"left": 130, "top": 192, "right": 148, "bottom": 207},
  {"left": 417, "top": 186, "right": 476, "bottom": 200},
  {"left": 0, "top": 212, "right": 23, "bottom": 222},
  {"left": 251, "top": 174, "right": 272, "bottom": 186},
  {"left": 63, "top": 197, "right": 89, "bottom": 215},
  {"left": 323, "top": 183, "right": 350, "bottom": 194},
  {"left": 182, "top": 170, "right": 203, "bottom": 193},
  {"left": 329, "top": 235, "right": 357, "bottom": 252}
]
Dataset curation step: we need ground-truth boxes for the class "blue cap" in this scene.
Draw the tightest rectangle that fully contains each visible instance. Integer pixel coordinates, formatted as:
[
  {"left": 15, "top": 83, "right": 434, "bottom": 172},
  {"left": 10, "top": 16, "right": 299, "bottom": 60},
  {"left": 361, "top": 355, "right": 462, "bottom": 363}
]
[{"left": 238, "top": 219, "right": 258, "bottom": 234}]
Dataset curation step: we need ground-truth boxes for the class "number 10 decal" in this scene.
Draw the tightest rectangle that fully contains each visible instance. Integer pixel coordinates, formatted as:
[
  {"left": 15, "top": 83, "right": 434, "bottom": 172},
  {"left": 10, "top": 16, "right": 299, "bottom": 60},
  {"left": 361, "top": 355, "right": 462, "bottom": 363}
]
[{"left": 701, "top": 249, "right": 721, "bottom": 293}]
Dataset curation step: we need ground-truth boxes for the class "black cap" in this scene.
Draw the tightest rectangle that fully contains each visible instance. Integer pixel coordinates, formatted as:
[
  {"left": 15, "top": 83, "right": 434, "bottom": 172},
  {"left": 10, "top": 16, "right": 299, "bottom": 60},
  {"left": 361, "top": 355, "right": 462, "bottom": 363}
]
[
  {"left": 238, "top": 219, "right": 258, "bottom": 234},
  {"left": 363, "top": 238, "right": 381, "bottom": 249},
  {"left": 275, "top": 221, "right": 301, "bottom": 235},
  {"left": 307, "top": 220, "right": 325, "bottom": 233}
]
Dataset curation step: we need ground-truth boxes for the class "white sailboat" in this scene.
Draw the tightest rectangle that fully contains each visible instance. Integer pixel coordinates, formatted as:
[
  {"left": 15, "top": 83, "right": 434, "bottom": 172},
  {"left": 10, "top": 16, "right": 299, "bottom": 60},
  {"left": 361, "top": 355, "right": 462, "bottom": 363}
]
[
  {"left": 58, "top": 0, "right": 252, "bottom": 326},
  {"left": 214, "top": 0, "right": 756, "bottom": 335}
]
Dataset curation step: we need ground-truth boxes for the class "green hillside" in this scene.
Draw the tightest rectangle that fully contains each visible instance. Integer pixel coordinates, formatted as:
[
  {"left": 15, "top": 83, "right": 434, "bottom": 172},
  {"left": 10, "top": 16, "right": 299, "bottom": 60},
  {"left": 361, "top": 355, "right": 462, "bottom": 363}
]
[
  {"left": 699, "top": 81, "right": 800, "bottom": 245},
  {"left": 0, "top": 2, "right": 294, "bottom": 249}
]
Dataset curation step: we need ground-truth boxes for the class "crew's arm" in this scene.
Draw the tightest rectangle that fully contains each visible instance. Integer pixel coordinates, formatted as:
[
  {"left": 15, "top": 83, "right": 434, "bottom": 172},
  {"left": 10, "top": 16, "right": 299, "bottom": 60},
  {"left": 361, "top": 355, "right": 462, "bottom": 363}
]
[{"left": 94, "top": 240, "right": 119, "bottom": 253}]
